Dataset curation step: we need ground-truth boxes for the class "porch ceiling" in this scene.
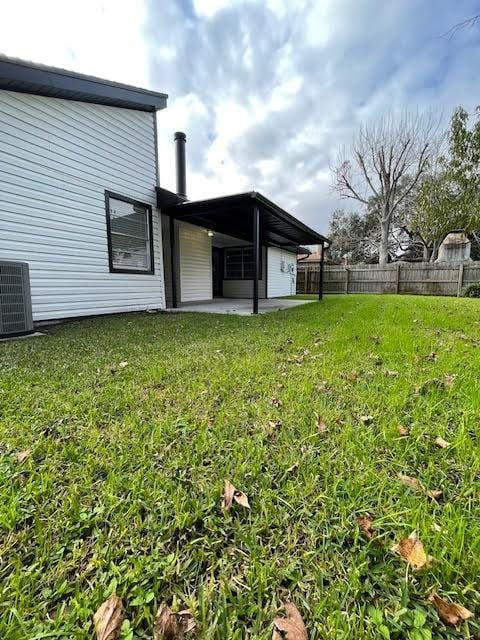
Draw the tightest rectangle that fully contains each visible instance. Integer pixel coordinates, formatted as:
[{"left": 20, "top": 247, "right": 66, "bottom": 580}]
[{"left": 160, "top": 191, "right": 328, "bottom": 249}]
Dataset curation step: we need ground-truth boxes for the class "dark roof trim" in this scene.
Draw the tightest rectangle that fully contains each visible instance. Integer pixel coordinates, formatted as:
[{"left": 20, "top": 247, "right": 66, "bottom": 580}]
[
  {"left": 162, "top": 190, "right": 329, "bottom": 245},
  {"left": 250, "top": 191, "right": 329, "bottom": 244},
  {"left": 297, "top": 247, "right": 311, "bottom": 259},
  {"left": 156, "top": 187, "right": 187, "bottom": 208},
  {"left": 0, "top": 54, "right": 167, "bottom": 112}
]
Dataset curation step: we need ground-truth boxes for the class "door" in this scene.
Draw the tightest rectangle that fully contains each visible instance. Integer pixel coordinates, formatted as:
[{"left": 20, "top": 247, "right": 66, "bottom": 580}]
[{"left": 212, "top": 247, "right": 224, "bottom": 297}]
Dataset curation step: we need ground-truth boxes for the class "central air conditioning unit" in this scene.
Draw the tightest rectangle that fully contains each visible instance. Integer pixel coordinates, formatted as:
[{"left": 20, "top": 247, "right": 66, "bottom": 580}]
[{"left": 0, "top": 261, "right": 34, "bottom": 338}]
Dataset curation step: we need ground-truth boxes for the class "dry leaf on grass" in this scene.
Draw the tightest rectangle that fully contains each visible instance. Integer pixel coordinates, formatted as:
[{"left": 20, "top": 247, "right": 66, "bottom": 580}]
[
  {"left": 356, "top": 515, "right": 375, "bottom": 539},
  {"left": 93, "top": 595, "right": 124, "bottom": 640},
  {"left": 397, "top": 425, "right": 409, "bottom": 436},
  {"left": 428, "top": 592, "right": 473, "bottom": 627},
  {"left": 398, "top": 473, "right": 442, "bottom": 500},
  {"left": 15, "top": 449, "right": 32, "bottom": 463},
  {"left": 443, "top": 374, "right": 456, "bottom": 388},
  {"left": 222, "top": 480, "right": 250, "bottom": 510},
  {"left": 316, "top": 415, "right": 328, "bottom": 434},
  {"left": 435, "top": 436, "right": 451, "bottom": 449},
  {"left": 392, "top": 531, "right": 431, "bottom": 569},
  {"left": 154, "top": 603, "right": 195, "bottom": 639},
  {"left": 359, "top": 415, "right": 374, "bottom": 425},
  {"left": 272, "top": 602, "right": 308, "bottom": 640},
  {"left": 385, "top": 370, "right": 399, "bottom": 377},
  {"left": 286, "top": 462, "right": 299, "bottom": 473},
  {"left": 397, "top": 473, "right": 423, "bottom": 491},
  {"left": 118, "top": 361, "right": 129, "bottom": 368},
  {"left": 271, "top": 397, "right": 282, "bottom": 408}
]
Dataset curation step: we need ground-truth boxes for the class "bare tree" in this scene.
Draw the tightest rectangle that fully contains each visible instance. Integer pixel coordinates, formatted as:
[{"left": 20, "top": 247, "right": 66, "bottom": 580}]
[
  {"left": 440, "top": 14, "right": 480, "bottom": 39},
  {"left": 332, "top": 112, "right": 441, "bottom": 264}
]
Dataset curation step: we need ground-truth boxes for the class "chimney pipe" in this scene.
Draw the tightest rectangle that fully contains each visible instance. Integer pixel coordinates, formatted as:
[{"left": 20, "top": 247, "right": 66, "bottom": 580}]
[{"left": 174, "top": 131, "right": 187, "bottom": 198}]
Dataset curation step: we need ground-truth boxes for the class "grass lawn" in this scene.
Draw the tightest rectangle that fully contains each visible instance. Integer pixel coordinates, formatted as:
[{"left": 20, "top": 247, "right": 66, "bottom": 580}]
[{"left": 1, "top": 295, "right": 479, "bottom": 640}]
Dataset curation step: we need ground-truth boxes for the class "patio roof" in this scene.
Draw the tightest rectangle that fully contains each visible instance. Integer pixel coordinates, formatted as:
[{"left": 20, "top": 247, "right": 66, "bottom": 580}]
[{"left": 160, "top": 190, "right": 329, "bottom": 248}]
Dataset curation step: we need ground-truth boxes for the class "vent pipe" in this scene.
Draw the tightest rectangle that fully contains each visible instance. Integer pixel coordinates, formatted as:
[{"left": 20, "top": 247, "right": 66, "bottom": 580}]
[{"left": 174, "top": 131, "right": 187, "bottom": 198}]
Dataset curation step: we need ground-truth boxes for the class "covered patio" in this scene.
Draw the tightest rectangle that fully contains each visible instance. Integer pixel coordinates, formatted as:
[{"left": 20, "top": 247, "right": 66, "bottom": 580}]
[
  {"left": 167, "top": 297, "right": 314, "bottom": 316},
  {"left": 159, "top": 190, "right": 329, "bottom": 314}
]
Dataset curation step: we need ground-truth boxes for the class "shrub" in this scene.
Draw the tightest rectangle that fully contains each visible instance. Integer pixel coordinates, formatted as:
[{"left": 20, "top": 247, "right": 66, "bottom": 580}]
[{"left": 463, "top": 282, "right": 480, "bottom": 298}]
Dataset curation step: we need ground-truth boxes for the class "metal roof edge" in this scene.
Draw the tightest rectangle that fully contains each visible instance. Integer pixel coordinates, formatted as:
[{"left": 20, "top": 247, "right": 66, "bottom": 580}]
[{"left": 0, "top": 54, "right": 168, "bottom": 112}]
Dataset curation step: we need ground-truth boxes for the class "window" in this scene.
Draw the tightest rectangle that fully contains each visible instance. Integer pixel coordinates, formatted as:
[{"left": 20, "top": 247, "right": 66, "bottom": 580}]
[
  {"left": 224, "top": 247, "right": 261, "bottom": 279},
  {"left": 105, "top": 192, "right": 154, "bottom": 274}
]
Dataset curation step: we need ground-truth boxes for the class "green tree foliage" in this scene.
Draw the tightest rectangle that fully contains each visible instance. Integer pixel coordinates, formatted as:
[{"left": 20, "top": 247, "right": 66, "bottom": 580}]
[
  {"left": 412, "top": 107, "right": 480, "bottom": 260},
  {"left": 327, "top": 209, "right": 379, "bottom": 263}
]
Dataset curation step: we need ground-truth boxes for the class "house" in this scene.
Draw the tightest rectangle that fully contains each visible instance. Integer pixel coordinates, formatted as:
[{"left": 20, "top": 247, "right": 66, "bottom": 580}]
[
  {"left": 298, "top": 244, "right": 323, "bottom": 264},
  {"left": 0, "top": 55, "right": 327, "bottom": 332}
]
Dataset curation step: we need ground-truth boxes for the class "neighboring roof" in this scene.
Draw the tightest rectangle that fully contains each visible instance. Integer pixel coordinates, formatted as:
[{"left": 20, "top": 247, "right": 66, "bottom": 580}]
[
  {"left": 297, "top": 246, "right": 311, "bottom": 256},
  {"left": 301, "top": 246, "right": 323, "bottom": 262},
  {"left": 161, "top": 190, "right": 329, "bottom": 247},
  {"left": 0, "top": 54, "right": 167, "bottom": 112}
]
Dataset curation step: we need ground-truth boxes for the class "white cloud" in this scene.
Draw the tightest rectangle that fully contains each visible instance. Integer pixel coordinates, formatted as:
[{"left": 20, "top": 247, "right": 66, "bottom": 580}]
[
  {"left": 2, "top": 0, "right": 480, "bottom": 234},
  {"left": 0, "top": 0, "right": 149, "bottom": 86}
]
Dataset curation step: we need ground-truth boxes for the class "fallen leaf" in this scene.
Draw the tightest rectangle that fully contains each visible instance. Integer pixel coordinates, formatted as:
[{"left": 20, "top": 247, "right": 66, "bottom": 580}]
[
  {"left": 428, "top": 591, "right": 473, "bottom": 627},
  {"left": 233, "top": 490, "right": 250, "bottom": 509},
  {"left": 443, "top": 374, "right": 456, "bottom": 388},
  {"left": 271, "top": 397, "right": 282, "bottom": 408},
  {"left": 356, "top": 515, "right": 375, "bottom": 539},
  {"left": 341, "top": 370, "right": 360, "bottom": 381},
  {"left": 268, "top": 420, "right": 281, "bottom": 431},
  {"left": 222, "top": 480, "right": 250, "bottom": 510},
  {"left": 435, "top": 436, "right": 451, "bottom": 449},
  {"left": 392, "top": 531, "right": 431, "bottom": 569},
  {"left": 272, "top": 602, "right": 308, "bottom": 640},
  {"left": 385, "top": 370, "right": 399, "bottom": 377},
  {"left": 93, "top": 595, "right": 124, "bottom": 640},
  {"left": 359, "top": 415, "right": 374, "bottom": 425},
  {"left": 415, "top": 378, "right": 446, "bottom": 395},
  {"left": 397, "top": 425, "right": 409, "bottom": 436},
  {"left": 153, "top": 603, "right": 195, "bottom": 639},
  {"left": 397, "top": 473, "right": 422, "bottom": 491},
  {"left": 425, "top": 352, "right": 438, "bottom": 361},
  {"left": 286, "top": 462, "right": 299, "bottom": 473},
  {"left": 15, "top": 449, "right": 32, "bottom": 463},
  {"left": 118, "top": 361, "right": 129, "bottom": 368},
  {"left": 222, "top": 480, "right": 235, "bottom": 510},
  {"left": 426, "top": 489, "right": 443, "bottom": 501},
  {"left": 316, "top": 415, "right": 328, "bottom": 434}
]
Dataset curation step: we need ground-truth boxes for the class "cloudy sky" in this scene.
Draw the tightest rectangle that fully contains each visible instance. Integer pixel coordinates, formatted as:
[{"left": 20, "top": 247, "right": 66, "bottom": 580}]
[{"left": 1, "top": 0, "right": 479, "bottom": 233}]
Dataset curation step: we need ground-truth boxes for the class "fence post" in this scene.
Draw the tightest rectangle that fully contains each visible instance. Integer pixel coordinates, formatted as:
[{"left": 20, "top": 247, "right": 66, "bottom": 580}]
[
  {"left": 457, "top": 263, "right": 464, "bottom": 297},
  {"left": 345, "top": 267, "right": 349, "bottom": 294},
  {"left": 395, "top": 262, "right": 401, "bottom": 294}
]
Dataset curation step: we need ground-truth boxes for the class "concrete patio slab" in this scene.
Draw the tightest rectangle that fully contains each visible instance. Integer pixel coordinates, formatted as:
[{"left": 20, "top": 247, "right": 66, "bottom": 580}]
[{"left": 166, "top": 298, "right": 315, "bottom": 316}]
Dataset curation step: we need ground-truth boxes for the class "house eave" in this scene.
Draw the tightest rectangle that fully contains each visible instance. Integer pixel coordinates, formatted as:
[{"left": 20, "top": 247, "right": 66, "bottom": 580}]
[{"left": 0, "top": 54, "right": 168, "bottom": 112}]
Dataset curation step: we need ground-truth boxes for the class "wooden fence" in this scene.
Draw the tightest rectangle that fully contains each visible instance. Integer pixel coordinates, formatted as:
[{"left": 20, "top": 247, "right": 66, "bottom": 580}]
[{"left": 297, "top": 261, "right": 480, "bottom": 297}]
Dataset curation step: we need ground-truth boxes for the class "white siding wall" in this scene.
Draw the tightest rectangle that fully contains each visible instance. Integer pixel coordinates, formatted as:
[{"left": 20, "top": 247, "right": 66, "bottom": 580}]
[
  {"left": 178, "top": 221, "right": 212, "bottom": 302},
  {"left": 0, "top": 90, "right": 165, "bottom": 321},
  {"left": 267, "top": 247, "right": 297, "bottom": 297}
]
